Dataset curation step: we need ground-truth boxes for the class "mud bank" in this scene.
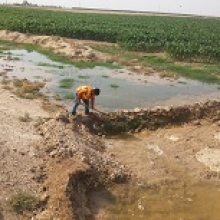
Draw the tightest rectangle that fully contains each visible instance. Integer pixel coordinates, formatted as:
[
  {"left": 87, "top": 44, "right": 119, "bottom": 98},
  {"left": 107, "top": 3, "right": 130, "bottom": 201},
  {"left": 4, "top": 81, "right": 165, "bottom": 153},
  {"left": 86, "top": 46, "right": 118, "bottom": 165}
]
[
  {"left": 79, "top": 100, "right": 220, "bottom": 135},
  {"left": 34, "top": 113, "right": 128, "bottom": 220}
]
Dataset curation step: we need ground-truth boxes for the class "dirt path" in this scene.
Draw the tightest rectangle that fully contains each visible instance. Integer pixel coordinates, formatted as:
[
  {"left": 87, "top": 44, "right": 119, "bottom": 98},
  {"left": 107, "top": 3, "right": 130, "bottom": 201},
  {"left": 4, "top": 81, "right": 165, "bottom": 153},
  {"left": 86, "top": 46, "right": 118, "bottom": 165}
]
[{"left": 0, "top": 85, "right": 50, "bottom": 220}]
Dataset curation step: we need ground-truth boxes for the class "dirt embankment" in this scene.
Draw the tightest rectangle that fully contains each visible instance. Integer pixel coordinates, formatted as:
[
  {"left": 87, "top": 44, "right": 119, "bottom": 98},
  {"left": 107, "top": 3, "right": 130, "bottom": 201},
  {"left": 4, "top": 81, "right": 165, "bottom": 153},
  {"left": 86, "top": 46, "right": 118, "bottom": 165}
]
[
  {"left": 0, "top": 30, "right": 113, "bottom": 63},
  {"left": 78, "top": 100, "right": 220, "bottom": 135},
  {"left": 0, "top": 85, "right": 128, "bottom": 220}
]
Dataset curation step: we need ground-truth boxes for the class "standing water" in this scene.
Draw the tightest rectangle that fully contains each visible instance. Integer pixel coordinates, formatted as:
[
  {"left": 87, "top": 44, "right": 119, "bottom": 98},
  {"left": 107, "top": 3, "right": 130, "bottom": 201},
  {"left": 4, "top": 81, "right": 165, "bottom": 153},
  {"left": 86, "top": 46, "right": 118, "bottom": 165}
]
[{"left": 0, "top": 49, "right": 219, "bottom": 112}]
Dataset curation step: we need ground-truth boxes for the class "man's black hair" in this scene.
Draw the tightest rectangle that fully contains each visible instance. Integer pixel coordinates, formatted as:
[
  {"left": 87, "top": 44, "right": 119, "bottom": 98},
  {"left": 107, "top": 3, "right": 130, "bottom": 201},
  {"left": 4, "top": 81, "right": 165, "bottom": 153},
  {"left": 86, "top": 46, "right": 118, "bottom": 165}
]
[{"left": 93, "top": 88, "right": 100, "bottom": 96}]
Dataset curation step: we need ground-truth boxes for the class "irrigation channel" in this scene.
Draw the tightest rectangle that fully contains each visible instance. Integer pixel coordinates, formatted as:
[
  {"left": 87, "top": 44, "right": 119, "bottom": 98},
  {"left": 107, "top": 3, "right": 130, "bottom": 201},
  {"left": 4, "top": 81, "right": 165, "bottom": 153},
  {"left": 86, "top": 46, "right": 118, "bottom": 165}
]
[{"left": 1, "top": 49, "right": 220, "bottom": 220}]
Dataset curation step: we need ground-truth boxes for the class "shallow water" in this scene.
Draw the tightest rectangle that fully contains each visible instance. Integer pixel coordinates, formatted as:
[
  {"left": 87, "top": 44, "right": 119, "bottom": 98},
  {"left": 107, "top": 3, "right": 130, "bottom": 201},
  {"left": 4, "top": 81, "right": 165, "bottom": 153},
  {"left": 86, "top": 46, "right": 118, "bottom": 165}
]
[
  {"left": 0, "top": 49, "right": 219, "bottom": 112},
  {"left": 99, "top": 133, "right": 220, "bottom": 220},
  {"left": 104, "top": 181, "right": 220, "bottom": 220}
]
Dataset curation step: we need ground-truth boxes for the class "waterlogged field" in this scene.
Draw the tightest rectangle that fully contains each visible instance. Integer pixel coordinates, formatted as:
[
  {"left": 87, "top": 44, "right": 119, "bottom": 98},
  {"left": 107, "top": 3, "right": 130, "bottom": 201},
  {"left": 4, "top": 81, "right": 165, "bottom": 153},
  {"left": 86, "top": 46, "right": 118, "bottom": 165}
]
[
  {"left": 0, "top": 5, "right": 220, "bottom": 62},
  {"left": 0, "top": 49, "right": 219, "bottom": 111}
]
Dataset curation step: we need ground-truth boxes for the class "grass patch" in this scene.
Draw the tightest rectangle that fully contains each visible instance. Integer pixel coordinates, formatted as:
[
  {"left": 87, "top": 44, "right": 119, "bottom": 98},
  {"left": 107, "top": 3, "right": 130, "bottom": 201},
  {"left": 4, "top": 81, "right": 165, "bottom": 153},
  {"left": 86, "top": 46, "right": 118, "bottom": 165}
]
[
  {"left": 41, "top": 100, "right": 63, "bottom": 113},
  {"left": 8, "top": 190, "right": 39, "bottom": 214},
  {"left": 63, "top": 92, "right": 75, "bottom": 100},
  {"left": 37, "top": 62, "right": 64, "bottom": 69},
  {"left": 34, "top": 116, "right": 45, "bottom": 127},
  {"left": 91, "top": 45, "right": 119, "bottom": 56},
  {"left": 59, "top": 78, "right": 75, "bottom": 89},
  {"left": 78, "top": 75, "right": 90, "bottom": 79},
  {"left": 102, "top": 75, "right": 110, "bottom": 78},
  {"left": 1, "top": 78, "right": 11, "bottom": 85},
  {"left": 110, "top": 83, "right": 119, "bottom": 89},
  {"left": 13, "top": 78, "right": 45, "bottom": 99},
  {"left": 142, "top": 55, "right": 220, "bottom": 84},
  {"left": 18, "top": 112, "right": 32, "bottom": 122},
  {"left": 92, "top": 43, "right": 220, "bottom": 84}
]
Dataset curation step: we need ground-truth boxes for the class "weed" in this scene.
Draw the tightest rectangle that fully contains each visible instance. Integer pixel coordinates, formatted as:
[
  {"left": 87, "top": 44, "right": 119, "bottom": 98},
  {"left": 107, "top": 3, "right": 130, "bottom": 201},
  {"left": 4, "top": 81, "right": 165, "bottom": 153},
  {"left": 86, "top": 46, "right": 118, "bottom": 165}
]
[
  {"left": 42, "top": 100, "right": 63, "bottom": 113},
  {"left": 102, "top": 75, "right": 110, "bottom": 78},
  {"left": 37, "top": 62, "right": 64, "bottom": 69},
  {"left": 63, "top": 92, "right": 75, "bottom": 100},
  {"left": 0, "top": 71, "right": 7, "bottom": 77},
  {"left": 78, "top": 75, "right": 90, "bottom": 79},
  {"left": 8, "top": 190, "right": 39, "bottom": 214},
  {"left": 18, "top": 112, "right": 32, "bottom": 122},
  {"left": 59, "top": 78, "right": 75, "bottom": 89},
  {"left": 13, "top": 79, "right": 45, "bottom": 99},
  {"left": 34, "top": 116, "right": 45, "bottom": 127},
  {"left": 110, "top": 83, "right": 119, "bottom": 89},
  {"left": 1, "top": 78, "right": 11, "bottom": 85},
  {"left": 2, "top": 85, "right": 12, "bottom": 90}
]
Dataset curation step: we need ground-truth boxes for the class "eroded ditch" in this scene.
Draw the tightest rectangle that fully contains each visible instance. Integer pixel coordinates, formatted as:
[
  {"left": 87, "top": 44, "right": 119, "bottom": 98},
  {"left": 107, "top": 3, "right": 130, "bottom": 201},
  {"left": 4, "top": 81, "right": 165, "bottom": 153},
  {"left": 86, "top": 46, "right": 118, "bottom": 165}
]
[{"left": 47, "top": 102, "right": 220, "bottom": 220}]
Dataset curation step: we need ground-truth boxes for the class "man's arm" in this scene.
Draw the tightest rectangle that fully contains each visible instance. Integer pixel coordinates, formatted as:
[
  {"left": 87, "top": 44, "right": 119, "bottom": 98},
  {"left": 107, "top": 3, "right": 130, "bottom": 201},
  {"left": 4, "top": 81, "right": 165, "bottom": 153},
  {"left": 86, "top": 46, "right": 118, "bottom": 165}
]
[{"left": 90, "top": 96, "right": 95, "bottom": 109}]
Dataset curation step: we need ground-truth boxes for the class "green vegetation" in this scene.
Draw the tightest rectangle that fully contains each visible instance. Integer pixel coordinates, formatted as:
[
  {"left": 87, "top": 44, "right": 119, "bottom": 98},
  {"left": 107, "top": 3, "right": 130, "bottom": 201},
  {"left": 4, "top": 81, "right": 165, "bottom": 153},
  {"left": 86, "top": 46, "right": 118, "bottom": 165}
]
[
  {"left": 141, "top": 55, "right": 220, "bottom": 84},
  {"left": 0, "top": 7, "right": 219, "bottom": 84},
  {"left": 0, "top": 6, "right": 219, "bottom": 62},
  {"left": 59, "top": 78, "right": 75, "bottom": 88},
  {"left": 12, "top": 78, "right": 45, "bottom": 99},
  {"left": 102, "top": 75, "right": 110, "bottom": 78},
  {"left": 8, "top": 190, "right": 39, "bottom": 213},
  {"left": 37, "top": 62, "right": 64, "bottom": 69},
  {"left": 110, "top": 83, "right": 119, "bottom": 89},
  {"left": 18, "top": 112, "right": 32, "bottom": 122},
  {"left": 0, "top": 40, "right": 118, "bottom": 69},
  {"left": 78, "top": 75, "right": 90, "bottom": 79},
  {"left": 63, "top": 92, "right": 75, "bottom": 100}
]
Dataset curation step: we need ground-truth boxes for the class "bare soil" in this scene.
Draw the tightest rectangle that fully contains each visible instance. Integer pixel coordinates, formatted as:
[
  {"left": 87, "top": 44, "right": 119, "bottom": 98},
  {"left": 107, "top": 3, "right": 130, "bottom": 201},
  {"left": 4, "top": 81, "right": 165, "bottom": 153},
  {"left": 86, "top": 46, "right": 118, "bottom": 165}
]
[{"left": 0, "top": 32, "right": 220, "bottom": 220}]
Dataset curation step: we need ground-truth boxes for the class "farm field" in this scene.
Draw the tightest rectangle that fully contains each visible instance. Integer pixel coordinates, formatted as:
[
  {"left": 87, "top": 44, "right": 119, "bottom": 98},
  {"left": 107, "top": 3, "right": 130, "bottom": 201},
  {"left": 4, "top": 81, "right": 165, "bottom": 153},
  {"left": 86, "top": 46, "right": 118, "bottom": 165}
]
[{"left": 0, "top": 5, "right": 220, "bottom": 63}]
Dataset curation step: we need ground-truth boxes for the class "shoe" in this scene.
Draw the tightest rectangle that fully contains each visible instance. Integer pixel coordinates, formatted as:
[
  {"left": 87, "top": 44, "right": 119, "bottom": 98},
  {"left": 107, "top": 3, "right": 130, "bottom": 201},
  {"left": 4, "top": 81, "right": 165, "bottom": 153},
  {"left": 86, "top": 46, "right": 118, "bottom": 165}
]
[
  {"left": 71, "top": 112, "right": 76, "bottom": 115},
  {"left": 85, "top": 112, "right": 90, "bottom": 115}
]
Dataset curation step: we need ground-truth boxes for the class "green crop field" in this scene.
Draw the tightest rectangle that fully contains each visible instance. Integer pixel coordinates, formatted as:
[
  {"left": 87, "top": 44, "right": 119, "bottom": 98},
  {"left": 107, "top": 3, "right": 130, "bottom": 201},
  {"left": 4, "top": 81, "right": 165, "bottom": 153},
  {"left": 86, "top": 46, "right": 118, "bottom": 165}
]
[{"left": 0, "top": 6, "right": 219, "bottom": 62}]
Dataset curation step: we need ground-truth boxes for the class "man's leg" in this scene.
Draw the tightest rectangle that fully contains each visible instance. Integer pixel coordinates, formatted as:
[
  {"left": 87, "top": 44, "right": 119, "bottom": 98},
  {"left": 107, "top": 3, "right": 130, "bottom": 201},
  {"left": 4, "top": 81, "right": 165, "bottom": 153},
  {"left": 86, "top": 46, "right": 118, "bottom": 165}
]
[
  {"left": 71, "top": 94, "right": 79, "bottom": 115},
  {"left": 83, "top": 99, "right": 90, "bottom": 115}
]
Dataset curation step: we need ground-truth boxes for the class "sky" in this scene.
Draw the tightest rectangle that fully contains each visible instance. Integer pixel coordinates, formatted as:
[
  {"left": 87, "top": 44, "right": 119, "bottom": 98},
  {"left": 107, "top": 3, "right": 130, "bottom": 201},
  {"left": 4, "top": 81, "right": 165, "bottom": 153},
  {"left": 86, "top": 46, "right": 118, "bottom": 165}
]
[{"left": 0, "top": 0, "right": 220, "bottom": 17}]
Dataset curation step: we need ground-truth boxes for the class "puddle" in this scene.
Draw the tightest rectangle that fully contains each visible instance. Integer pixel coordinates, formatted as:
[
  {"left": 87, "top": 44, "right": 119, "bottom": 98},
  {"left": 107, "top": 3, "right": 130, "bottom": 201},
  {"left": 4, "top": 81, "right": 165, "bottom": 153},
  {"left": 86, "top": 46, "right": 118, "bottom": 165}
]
[
  {"left": 103, "top": 181, "right": 220, "bottom": 220},
  {"left": 0, "top": 49, "right": 219, "bottom": 111},
  {"left": 100, "top": 134, "right": 220, "bottom": 220}
]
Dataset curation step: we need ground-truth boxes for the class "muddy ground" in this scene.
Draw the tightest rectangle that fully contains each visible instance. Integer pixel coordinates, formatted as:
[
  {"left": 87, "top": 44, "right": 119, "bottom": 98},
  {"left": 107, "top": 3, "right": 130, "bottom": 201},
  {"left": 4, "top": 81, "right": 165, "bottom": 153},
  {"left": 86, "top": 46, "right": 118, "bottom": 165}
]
[{"left": 0, "top": 31, "right": 220, "bottom": 220}]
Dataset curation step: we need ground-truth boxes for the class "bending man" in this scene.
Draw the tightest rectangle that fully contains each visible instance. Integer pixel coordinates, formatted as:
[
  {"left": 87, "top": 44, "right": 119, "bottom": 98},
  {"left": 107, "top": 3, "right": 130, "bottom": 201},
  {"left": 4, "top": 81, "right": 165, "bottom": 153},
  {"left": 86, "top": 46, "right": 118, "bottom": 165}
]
[{"left": 71, "top": 85, "right": 100, "bottom": 115}]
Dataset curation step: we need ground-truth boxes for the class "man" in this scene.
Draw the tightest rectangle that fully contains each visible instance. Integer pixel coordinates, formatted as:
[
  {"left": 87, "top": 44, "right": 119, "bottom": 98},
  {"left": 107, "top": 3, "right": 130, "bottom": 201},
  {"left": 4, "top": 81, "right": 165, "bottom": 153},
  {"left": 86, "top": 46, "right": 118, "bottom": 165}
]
[{"left": 71, "top": 85, "right": 100, "bottom": 115}]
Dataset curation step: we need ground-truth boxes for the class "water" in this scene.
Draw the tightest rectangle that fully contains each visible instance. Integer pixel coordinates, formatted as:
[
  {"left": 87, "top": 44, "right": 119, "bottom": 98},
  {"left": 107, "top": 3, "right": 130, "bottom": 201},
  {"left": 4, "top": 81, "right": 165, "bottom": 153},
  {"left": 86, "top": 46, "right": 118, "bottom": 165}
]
[
  {"left": 0, "top": 49, "right": 219, "bottom": 111},
  {"left": 105, "top": 181, "right": 220, "bottom": 220},
  {"left": 97, "top": 131, "right": 220, "bottom": 220}
]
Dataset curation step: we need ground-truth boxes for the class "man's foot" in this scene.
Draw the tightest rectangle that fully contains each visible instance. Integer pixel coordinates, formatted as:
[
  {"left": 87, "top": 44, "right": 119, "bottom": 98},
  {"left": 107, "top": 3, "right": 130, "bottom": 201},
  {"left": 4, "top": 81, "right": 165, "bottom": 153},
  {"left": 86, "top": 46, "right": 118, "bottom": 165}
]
[
  {"left": 71, "top": 112, "right": 76, "bottom": 115},
  {"left": 85, "top": 112, "right": 90, "bottom": 115}
]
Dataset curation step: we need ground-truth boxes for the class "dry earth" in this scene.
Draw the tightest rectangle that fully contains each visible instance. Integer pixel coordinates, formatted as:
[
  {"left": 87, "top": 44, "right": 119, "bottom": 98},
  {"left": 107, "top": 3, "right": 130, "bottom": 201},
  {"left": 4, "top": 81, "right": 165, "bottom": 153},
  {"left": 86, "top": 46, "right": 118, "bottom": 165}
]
[{"left": 0, "top": 32, "right": 220, "bottom": 220}]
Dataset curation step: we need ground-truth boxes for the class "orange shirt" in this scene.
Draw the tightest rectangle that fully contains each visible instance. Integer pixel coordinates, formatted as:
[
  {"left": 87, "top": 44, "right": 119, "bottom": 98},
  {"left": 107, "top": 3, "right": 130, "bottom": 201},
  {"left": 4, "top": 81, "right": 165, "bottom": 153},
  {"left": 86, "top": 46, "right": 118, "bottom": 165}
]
[{"left": 76, "top": 86, "right": 94, "bottom": 100}]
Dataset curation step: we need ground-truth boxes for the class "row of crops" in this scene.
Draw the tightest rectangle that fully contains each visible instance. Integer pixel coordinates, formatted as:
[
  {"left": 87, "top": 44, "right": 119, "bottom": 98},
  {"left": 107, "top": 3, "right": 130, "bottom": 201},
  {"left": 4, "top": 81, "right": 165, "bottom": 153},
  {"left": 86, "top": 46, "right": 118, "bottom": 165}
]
[{"left": 0, "top": 6, "right": 219, "bottom": 62}]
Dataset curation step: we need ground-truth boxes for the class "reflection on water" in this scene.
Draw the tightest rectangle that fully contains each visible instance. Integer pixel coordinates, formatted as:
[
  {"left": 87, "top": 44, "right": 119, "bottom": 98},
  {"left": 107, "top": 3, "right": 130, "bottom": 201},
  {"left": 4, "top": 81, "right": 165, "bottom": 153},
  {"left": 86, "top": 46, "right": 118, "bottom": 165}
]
[{"left": 0, "top": 49, "right": 219, "bottom": 111}]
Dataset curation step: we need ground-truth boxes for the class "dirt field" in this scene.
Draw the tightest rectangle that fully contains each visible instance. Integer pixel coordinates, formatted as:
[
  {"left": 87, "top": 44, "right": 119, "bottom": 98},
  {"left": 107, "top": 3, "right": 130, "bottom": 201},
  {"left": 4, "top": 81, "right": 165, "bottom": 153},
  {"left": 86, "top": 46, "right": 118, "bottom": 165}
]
[{"left": 0, "top": 32, "right": 220, "bottom": 220}]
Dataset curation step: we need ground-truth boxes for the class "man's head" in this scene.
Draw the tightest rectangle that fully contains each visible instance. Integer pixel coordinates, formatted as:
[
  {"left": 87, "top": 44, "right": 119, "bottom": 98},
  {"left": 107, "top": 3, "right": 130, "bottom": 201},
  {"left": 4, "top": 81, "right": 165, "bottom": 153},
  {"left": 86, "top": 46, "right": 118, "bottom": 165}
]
[{"left": 93, "top": 87, "right": 100, "bottom": 96}]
